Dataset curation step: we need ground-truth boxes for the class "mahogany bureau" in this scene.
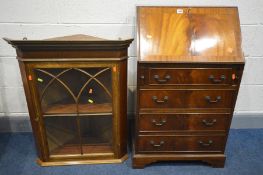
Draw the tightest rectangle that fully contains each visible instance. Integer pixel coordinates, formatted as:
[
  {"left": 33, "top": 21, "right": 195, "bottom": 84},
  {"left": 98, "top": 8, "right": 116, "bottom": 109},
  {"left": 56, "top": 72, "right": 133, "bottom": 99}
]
[{"left": 133, "top": 7, "right": 245, "bottom": 168}]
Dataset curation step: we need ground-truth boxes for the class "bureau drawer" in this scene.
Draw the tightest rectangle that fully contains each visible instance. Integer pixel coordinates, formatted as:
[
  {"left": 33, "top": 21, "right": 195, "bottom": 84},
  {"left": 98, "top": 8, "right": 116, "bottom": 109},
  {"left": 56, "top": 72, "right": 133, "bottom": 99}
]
[
  {"left": 139, "top": 89, "right": 235, "bottom": 109},
  {"left": 143, "top": 68, "right": 235, "bottom": 86},
  {"left": 139, "top": 114, "right": 230, "bottom": 132},
  {"left": 137, "top": 135, "right": 225, "bottom": 153}
]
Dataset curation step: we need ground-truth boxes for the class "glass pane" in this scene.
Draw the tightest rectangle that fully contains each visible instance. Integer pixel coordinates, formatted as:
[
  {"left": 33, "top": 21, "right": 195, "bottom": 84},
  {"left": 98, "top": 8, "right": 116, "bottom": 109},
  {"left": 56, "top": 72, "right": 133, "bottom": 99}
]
[
  {"left": 34, "top": 67, "right": 114, "bottom": 156},
  {"left": 58, "top": 68, "right": 90, "bottom": 97},
  {"left": 80, "top": 115, "right": 113, "bottom": 154},
  {"left": 44, "top": 116, "right": 81, "bottom": 156},
  {"left": 77, "top": 68, "right": 112, "bottom": 114},
  {"left": 34, "top": 68, "right": 77, "bottom": 115},
  {"left": 34, "top": 67, "right": 112, "bottom": 115}
]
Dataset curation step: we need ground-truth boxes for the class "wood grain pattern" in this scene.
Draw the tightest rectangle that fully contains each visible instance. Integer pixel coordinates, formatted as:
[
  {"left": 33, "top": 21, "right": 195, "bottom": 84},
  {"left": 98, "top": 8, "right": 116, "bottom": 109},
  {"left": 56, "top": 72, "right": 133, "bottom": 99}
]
[
  {"left": 132, "top": 153, "right": 226, "bottom": 168},
  {"left": 139, "top": 89, "right": 235, "bottom": 109},
  {"left": 44, "top": 103, "right": 112, "bottom": 115},
  {"left": 5, "top": 34, "right": 133, "bottom": 166},
  {"left": 137, "top": 135, "right": 225, "bottom": 153},
  {"left": 3, "top": 35, "right": 133, "bottom": 52},
  {"left": 138, "top": 63, "right": 242, "bottom": 88},
  {"left": 37, "top": 154, "right": 128, "bottom": 167},
  {"left": 137, "top": 7, "right": 244, "bottom": 63},
  {"left": 45, "top": 34, "right": 106, "bottom": 41},
  {"left": 138, "top": 114, "right": 230, "bottom": 132},
  {"left": 148, "top": 68, "right": 233, "bottom": 85},
  {"left": 50, "top": 144, "right": 112, "bottom": 155},
  {"left": 134, "top": 6, "right": 244, "bottom": 169}
]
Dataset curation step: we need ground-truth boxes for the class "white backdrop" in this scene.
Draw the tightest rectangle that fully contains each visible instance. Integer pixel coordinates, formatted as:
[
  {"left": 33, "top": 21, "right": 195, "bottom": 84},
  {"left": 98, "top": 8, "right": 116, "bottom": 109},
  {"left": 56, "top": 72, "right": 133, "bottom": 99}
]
[{"left": 0, "top": 0, "right": 263, "bottom": 129}]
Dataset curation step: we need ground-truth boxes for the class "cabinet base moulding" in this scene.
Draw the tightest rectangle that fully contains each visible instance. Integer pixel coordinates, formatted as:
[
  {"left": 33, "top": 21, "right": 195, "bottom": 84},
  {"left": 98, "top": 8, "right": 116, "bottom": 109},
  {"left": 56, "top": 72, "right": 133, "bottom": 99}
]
[
  {"left": 36, "top": 154, "right": 128, "bottom": 166},
  {"left": 132, "top": 153, "right": 226, "bottom": 169}
]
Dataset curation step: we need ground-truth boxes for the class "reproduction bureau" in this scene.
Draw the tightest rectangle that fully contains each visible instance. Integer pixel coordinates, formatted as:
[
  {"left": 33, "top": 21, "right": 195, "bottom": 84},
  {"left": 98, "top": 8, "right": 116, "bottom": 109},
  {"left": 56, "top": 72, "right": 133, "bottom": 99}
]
[
  {"left": 133, "top": 7, "right": 244, "bottom": 168},
  {"left": 4, "top": 34, "right": 133, "bottom": 166}
]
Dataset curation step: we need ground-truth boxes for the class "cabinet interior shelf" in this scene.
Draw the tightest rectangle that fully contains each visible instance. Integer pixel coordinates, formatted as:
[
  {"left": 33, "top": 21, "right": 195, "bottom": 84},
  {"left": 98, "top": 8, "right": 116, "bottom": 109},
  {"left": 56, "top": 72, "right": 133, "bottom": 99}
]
[
  {"left": 50, "top": 144, "right": 113, "bottom": 156},
  {"left": 43, "top": 103, "right": 112, "bottom": 117}
]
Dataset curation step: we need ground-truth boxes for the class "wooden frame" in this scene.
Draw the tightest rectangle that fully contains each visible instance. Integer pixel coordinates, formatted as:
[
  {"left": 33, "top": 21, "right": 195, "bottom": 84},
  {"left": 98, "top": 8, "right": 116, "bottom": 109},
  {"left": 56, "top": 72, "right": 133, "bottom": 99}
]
[
  {"left": 4, "top": 34, "right": 133, "bottom": 166},
  {"left": 133, "top": 6, "right": 244, "bottom": 168}
]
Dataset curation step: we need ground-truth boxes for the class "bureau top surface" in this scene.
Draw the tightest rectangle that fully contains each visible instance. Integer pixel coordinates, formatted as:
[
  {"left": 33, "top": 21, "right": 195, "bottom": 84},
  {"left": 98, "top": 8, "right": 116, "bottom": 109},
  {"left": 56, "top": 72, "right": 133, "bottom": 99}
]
[{"left": 137, "top": 6, "right": 244, "bottom": 64}]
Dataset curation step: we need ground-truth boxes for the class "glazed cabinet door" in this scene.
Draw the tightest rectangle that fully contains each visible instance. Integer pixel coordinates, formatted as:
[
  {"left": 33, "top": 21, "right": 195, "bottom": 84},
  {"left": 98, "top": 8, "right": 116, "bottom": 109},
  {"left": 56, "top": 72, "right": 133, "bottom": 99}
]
[{"left": 29, "top": 64, "right": 115, "bottom": 158}]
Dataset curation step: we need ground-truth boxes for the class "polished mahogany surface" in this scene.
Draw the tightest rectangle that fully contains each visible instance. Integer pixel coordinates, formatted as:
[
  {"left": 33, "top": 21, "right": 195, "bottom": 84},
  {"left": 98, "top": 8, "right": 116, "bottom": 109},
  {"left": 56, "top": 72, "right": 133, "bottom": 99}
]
[
  {"left": 137, "top": 135, "right": 225, "bottom": 153},
  {"left": 137, "top": 7, "right": 244, "bottom": 63},
  {"left": 139, "top": 89, "right": 235, "bottom": 108},
  {"left": 133, "top": 6, "right": 244, "bottom": 169},
  {"left": 5, "top": 34, "right": 133, "bottom": 166},
  {"left": 138, "top": 114, "right": 230, "bottom": 132}
]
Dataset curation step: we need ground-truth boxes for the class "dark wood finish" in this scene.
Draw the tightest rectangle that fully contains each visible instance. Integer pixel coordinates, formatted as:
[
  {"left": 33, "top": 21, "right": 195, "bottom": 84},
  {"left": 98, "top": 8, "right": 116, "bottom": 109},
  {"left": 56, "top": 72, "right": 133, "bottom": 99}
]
[
  {"left": 137, "top": 7, "right": 243, "bottom": 63},
  {"left": 137, "top": 135, "right": 225, "bottom": 152},
  {"left": 133, "top": 6, "right": 244, "bottom": 168},
  {"left": 4, "top": 34, "right": 133, "bottom": 166},
  {"left": 116, "top": 60, "right": 129, "bottom": 158},
  {"left": 132, "top": 153, "right": 226, "bottom": 169},
  {"left": 50, "top": 144, "right": 112, "bottom": 155},
  {"left": 3, "top": 34, "right": 133, "bottom": 52},
  {"left": 139, "top": 114, "right": 230, "bottom": 132},
  {"left": 148, "top": 68, "right": 233, "bottom": 85},
  {"left": 138, "top": 64, "right": 242, "bottom": 88},
  {"left": 44, "top": 103, "right": 112, "bottom": 115},
  {"left": 18, "top": 62, "right": 48, "bottom": 161},
  {"left": 139, "top": 89, "right": 235, "bottom": 108}
]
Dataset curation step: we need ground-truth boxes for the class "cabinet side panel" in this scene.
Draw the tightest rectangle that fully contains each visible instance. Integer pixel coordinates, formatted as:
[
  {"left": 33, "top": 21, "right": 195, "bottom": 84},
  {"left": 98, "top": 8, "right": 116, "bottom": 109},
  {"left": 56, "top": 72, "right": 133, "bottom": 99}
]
[
  {"left": 18, "top": 61, "right": 48, "bottom": 161},
  {"left": 118, "top": 60, "right": 128, "bottom": 158},
  {"left": 224, "top": 64, "right": 244, "bottom": 151}
]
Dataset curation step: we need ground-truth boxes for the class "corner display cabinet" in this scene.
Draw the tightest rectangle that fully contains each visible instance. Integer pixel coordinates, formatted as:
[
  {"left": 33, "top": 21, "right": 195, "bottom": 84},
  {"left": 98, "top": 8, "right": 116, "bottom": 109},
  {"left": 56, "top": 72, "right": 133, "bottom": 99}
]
[
  {"left": 133, "top": 7, "right": 245, "bottom": 168},
  {"left": 4, "top": 34, "right": 133, "bottom": 166}
]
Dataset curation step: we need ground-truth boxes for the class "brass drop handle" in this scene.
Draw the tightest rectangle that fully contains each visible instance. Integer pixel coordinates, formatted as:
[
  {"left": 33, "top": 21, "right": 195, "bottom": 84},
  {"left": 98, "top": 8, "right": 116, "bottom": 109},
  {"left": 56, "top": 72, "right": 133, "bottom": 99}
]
[
  {"left": 205, "top": 96, "right": 221, "bottom": 103},
  {"left": 209, "top": 75, "right": 225, "bottom": 83},
  {"left": 152, "top": 119, "right": 167, "bottom": 126},
  {"left": 152, "top": 96, "right": 169, "bottom": 103},
  {"left": 202, "top": 119, "right": 217, "bottom": 126},
  {"left": 150, "top": 140, "right": 165, "bottom": 147},
  {"left": 154, "top": 75, "right": 171, "bottom": 83},
  {"left": 199, "top": 140, "right": 213, "bottom": 147}
]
